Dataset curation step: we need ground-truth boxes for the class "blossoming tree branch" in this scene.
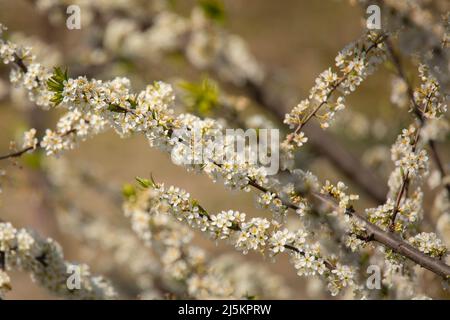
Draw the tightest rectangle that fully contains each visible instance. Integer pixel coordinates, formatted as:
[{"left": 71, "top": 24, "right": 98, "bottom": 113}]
[{"left": 0, "top": 0, "right": 449, "bottom": 299}]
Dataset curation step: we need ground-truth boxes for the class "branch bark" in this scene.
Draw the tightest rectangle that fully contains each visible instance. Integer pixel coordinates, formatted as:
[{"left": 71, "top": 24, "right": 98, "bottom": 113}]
[
  {"left": 311, "top": 192, "right": 450, "bottom": 279},
  {"left": 249, "top": 171, "right": 449, "bottom": 278}
]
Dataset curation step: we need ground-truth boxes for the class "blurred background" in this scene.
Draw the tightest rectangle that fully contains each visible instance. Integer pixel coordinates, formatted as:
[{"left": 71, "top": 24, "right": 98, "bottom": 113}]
[{"left": 0, "top": 0, "right": 448, "bottom": 299}]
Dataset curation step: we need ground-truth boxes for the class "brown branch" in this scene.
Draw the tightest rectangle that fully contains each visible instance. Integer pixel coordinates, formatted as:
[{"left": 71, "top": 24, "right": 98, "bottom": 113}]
[
  {"left": 247, "top": 170, "right": 450, "bottom": 278},
  {"left": 0, "top": 128, "right": 76, "bottom": 161},
  {"left": 249, "top": 168, "right": 450, "bottom": 277},
  {"left": 389, "top": 176, "right": 408, "bottom": 232},
  {"left": 0, "top": 251, "right": 5, "bottom": 270},
  {"left": 0, "top": 146, "right": 33, "bottom": 160},
  {"left": 310, "top": 192, "right": 450, "bottom": 279}
]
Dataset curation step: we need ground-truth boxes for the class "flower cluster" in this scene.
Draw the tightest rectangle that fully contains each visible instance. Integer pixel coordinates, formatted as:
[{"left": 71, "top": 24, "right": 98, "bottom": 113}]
[
  {"left": 0, "top": 32, "right": 272, "bottom": 194},
  {"left": 367, "top": 125, "right": 427, "bottom": 233},
  {"left": 366, "top": 200, "right": 395, "bottom": 230},
  {"left": 257, "top": 191, "right": 288, "bottom": 218},
  {"left": 414, "top": 64, "right": 447, "bottom": 119},
  {"left": 0, "top": 222, "right": 116, "bottom": 299},
  {"left": 20, "top": 109, "right": 108, "bottom": 156},
  {"left": 408, "top": 232, "right": 447, "bottom": 259},
  {"left": 146, "top": 8, "right": 264, "bottom": 85},
  {"left": 52, "top": 204, "right": 162, "bottom": 298},
  {"left": 22, "top": 128, "right": 38, "bottom": 150},
  {"left": 0, "top": 24, "right": 15, "bottom": 64},
  {"left": 394, "top": 195, "right": 424, "bottom": 232},
  {"left": 0, "top": 27, "right": 53, "bottom": 110},
  {"left": 321, "top": 180, "right": 359, "bottom": 211},
  {"left": 0, "top": 269, "right": 11, "bottom": 297},
  {"left": 390, "top": 125, "right": 428, "bottom": 179},
  {"left": 123, "top": 185, "right": 291, "bottom": 299},
  {"left": 126, "top": 180, "right": 357, "bottom": 296},
  {"left": 282, "top": 31, "right": 386, "bottom": 160}
]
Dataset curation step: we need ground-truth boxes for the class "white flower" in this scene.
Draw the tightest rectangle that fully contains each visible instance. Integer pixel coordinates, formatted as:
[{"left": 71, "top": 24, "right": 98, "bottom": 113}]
[
  {"left": 236, "top": 218, "right": 270, "bottom": 254},
  {"left": 17, "top": 229, "right": 35, "bottom": 252},
  {"left": 269, "top": 229, "right": 294, "bottom": 254},
  {"left": 408, "top": 232, "right": 447, "bottom": 258},
  {"left": 0, "top": 222, "right": 16, "bottom": 251},
  {"left": 22, "top": 128, "right": 38, "bottom": 150},
  {"left": 331, "top": 263, "right": 355, "bottom": 288},
  {"left": 293, "top": 132, "right": 308, "bottom": 147},
  {"left": 40, "top": 129, "right": 64, "bottom": 156},
  {"left": 294, "top": 252, "right": 317, "bottom": 276}
]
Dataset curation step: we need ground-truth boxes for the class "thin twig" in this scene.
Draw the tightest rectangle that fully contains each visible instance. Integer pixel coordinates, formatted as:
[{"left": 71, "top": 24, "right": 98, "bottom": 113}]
[
  {"left": 287, "top": 33, "right": 387, "bottom": 143},
  {"left": 0, "top": 146, "right": 33, "bottom": 160},
  {"left": 0, "top": 129, "right": 76, "bottom": 161},
  {"left": 389, "top": 126, "right": 421, "bottom": 231}
]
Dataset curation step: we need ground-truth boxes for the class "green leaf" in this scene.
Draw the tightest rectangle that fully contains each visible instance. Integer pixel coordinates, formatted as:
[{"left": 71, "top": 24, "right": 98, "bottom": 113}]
[
  {"left": 192, "top": 200, "right": 209, "bottom": 217},
  {"left": 135, "top": 176, "right": 155, "bottom": 189},
  {"left": 179, "top": 77, "right": 219, "bottom": 116},
  {"left": 122, "top": 183, "right": 136, "bottom": 199},
  {"left": 107, "top": 104, "right": 128, "bottom": 113},
  {"left": 198, "top": 0, "right": 226, "bottom": 24},
  {"left": 47, "top": 67, "right": 69, "bottom": 106}
]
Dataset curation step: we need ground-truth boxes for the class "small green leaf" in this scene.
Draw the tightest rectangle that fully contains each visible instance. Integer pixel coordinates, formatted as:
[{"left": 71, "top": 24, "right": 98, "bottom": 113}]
[
  {"left": 122, "top": 183, "right": 136, "bottom": 199},
  {"left": 47, "top": 67, "right": 69, "bottom": 106},
  {"left": 192, "top": 200, "right": 209, "bottom": 217},
  {"left": 107, "top": 104, "right": 128, "bottom": 113},
  {"left": 198, "top": 0, "right": 226, "bottom": 24},
  {"left": 135, "top": 176, "right": 154, "bottom": 189},
  {"left": 149, "top": 174, "right": 157, "bottom": 188},
  {"left": 179, "top": 77, "right": 219, "bottom": 116}
]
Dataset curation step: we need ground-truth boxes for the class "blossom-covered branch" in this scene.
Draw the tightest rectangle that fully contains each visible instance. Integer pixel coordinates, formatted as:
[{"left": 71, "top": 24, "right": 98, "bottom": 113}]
[
  {"left": 0, "top": 21, "right": 449, "bottom": 285},
  {"left": 28, "top": 0, "right": 391, "bottom": 204},
  {"left": 0, "top": 221, "right": 117, "bottom": 299},
  {"left": 386, "top": 40, "right": 449, "bottom": 195},
  {"left": 124, "top": 182, "right": 292, "bottom": 298},
  {"left": 125, "top": 178, "right": 357, "bottom": 296},
  {"left": 282, "top": 31, "right": 387, "bottom": 161}
]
